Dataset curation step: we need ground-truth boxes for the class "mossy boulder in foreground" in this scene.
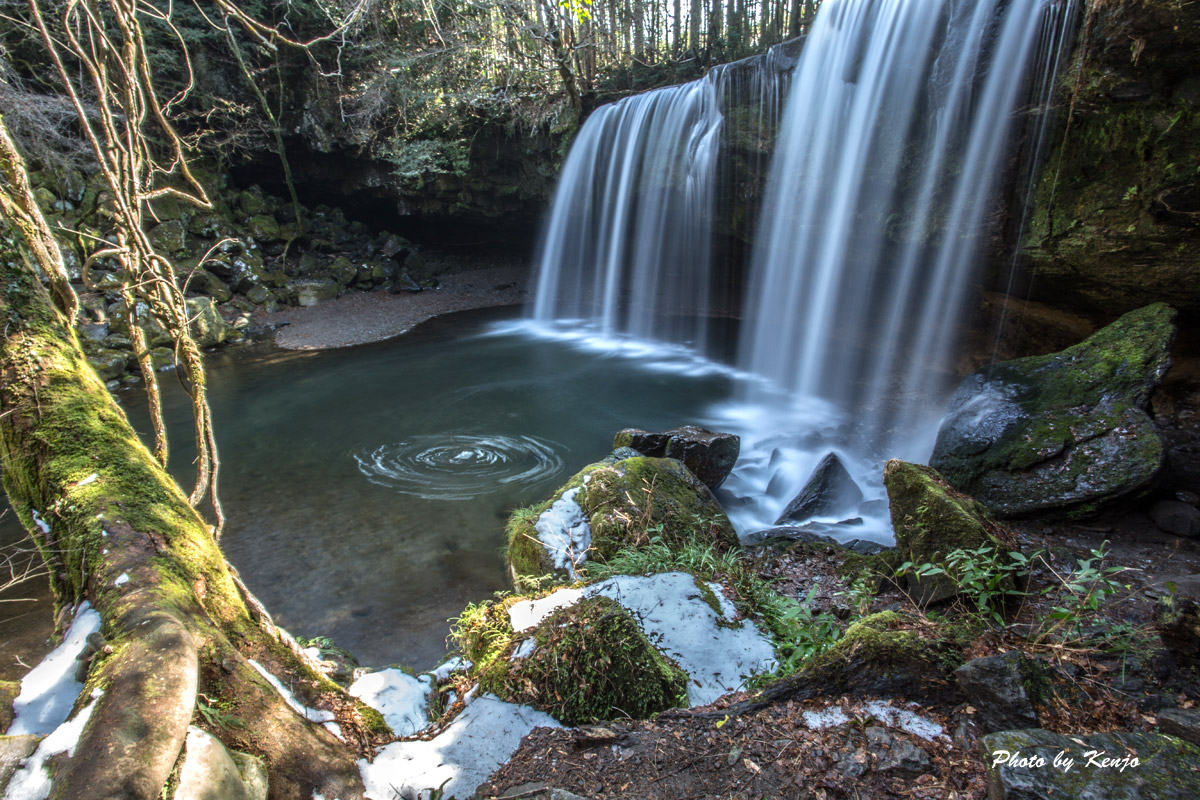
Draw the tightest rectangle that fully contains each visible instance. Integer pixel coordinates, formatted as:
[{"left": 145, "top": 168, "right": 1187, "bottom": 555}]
[
  {"left": 884, "top": 460, "right": 1015, "bottom": 605},
  {"left": 506, "top": 454, "right": 737, "bottom": 590},
  {"left": 930, "top": 303, "right": 1175, "bottom": 518},
  {"left": 982, "top": 729, "right": 1200, "bottom": 800},
  {"left": 478, "top": 595, "right": 690, "bottom": 725}
]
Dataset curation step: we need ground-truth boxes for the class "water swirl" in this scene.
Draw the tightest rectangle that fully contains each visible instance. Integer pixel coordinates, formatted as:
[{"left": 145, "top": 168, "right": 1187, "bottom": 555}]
[{"left": 353, "top": 434, "right": 565, "bottom": 500}]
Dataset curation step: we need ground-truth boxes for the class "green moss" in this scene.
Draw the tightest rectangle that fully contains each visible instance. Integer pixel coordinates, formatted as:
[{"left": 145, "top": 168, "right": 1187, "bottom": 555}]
[
  {"left": 803, "top": 611, "right": 965, "bottom": 683},
  {"left": 505, "top": 455, "right": 737, "bottom": 590},
  {"left": 355, "top": 701, "right": 393, "bottom": 738},
  {"left": 479, "top": 595, "right": 689, "bottom": 724}
]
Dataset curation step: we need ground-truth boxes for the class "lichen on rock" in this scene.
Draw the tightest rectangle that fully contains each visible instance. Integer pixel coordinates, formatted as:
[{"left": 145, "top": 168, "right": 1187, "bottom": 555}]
[{"left": 930, "top": 303, "right": 1176, "bottom": 517}]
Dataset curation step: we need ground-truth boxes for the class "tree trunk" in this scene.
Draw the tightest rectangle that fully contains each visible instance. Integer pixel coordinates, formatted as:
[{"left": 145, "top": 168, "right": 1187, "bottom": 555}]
[{"left": 0, "top": 228, "right": 372, "bottom": 799}]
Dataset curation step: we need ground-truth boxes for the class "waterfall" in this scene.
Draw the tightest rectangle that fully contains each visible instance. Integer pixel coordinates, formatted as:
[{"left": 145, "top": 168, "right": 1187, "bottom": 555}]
[
  {"left": 529, "top": 43, "right": 795, "bottom": 355},
  {"left": 525, "top": 0, "right": 1078, "bottom": 541},
  {"left": 719, "top": 0, "right": 1078, "bottom": 537}
]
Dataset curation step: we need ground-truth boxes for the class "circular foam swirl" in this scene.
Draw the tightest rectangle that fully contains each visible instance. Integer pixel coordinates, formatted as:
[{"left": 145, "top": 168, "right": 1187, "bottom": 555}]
[{"left": 353, "top": 434, "right": 565, "bottom": 500}]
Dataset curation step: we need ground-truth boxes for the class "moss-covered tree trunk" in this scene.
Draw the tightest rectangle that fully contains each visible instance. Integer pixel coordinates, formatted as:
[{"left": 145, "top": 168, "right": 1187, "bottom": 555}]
[{"left": 0, "top": 231, "right": 368, "bottom": 799}]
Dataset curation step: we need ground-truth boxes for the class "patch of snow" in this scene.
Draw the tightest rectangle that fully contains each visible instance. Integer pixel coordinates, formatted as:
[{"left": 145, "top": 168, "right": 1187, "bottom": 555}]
[
  {"left": 324, "top": 721, "right": 343, "bottom": 739},
  {"left": 508, "top": 588, "right": 584, "bottom": 632},
  {"left": 30, "top": 510, "right": 50, "bottom": 535},
  {"left": 803, "top": 706, "right": 851, "bottom": 729},
  {"left": 77, "top": 473, "right": 98, "bottom": 486},
  {"left": 506, "top": 573, "right": 776, "bottom": 708},
  {"left": 248, "top": 659, "right": 336, "bottom": 726},
  {"left": 4, "top": 689, "right": 102, "bottom": 800},
  {"left": 584, "top": 573, "right": 776, "bottom": 706},
  {"left": 114, "top": 572, "right": 129, "bottom": 587},
  {"left": 533, "top": 486, "right": 591, "bottom": 578},
  {"left": 706, "top": 582, "right": 739, "bottom": 621},
  {"left": 359, "top": 695, "right": 561, "bottom": 800},
  {"left": 302, "top": 646, "right": 322, "bottom": 662},
  {"left": 9, "top": 603, "right": 102, "bottom": 736},
  {"left": 510, "top": 638, "right": 536, "bottom": 661},
  {"left": 864, "top": 700, "right": 946, "bottom": 741},
  {"left": 429, "top": 657, "right": 470, "bottom": 681},
  {"left": 349, "top": 669, "right": 431, "bottom": 738}
]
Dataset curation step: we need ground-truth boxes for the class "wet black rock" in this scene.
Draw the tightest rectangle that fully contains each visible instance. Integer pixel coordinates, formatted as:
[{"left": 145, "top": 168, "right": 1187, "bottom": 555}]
[
  {"left": 613, "top": 425, "right": 740, "bottom": 490},
  {"left": 954, "top": 652, "right": 1042, "bottom": 734},
  {"left": 775, "top": 452, "right": 864, "bottom": 524}
]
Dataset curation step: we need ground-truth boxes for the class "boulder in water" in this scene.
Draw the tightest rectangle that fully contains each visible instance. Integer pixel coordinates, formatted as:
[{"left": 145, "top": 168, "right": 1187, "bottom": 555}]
[
  {"left": 930, "top": 303, "right": 1176, "bottom": 518},
  {"left": 613, "top": 425, "right": 740, "bottom": 490},
  {"left": 775, "top": 452, "right": 864, "bottom": 524}
]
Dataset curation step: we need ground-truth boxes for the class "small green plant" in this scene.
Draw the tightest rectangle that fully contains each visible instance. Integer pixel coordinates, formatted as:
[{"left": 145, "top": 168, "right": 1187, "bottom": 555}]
[
  {"left": 195, "top": 694, "right": 244, "bottom": 730},
  {"left": 896, "top": 546, "right": 1030, "bottom": 625},
  {"left": 1033, "top": 542, "right": 1131, "bottom": 644},
  {"left": 580, "top": 535, "right": 742, "bottom": 582},
  {"left": 448, "top": 598, "right": 514, "bottom": 669}
]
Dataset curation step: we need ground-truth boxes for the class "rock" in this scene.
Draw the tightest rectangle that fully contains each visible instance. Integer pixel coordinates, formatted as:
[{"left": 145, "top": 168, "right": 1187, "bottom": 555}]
[
  {"left": 228, "top": 252, "right": 272, "bottom": 294},
  {"left": 87, "top": 350, "right": 128, "bottom": 381},
  {"left": 33, "top": 186, "right": 56, "bottom": 211},
  {"left": 100, "top": 334, "right": 132, "bottom": 351},
  {"left": 78, "top": 322, "right": 108, "bottom": 341},
  {"left": 1150, "top": 500, "right": 1200, "bottom": 537},
  {"left": 865, "top": 727, "right": 931, "bottom": 776},
  {"left": 776, "top": 452, "right": 864, "bottom": 524},
  {"left": 290, "top": 279, "right": 340, "bottom": 307},
  {"left": 796, "top": 612, "right": 965, "bottom": 704},
  {"left": 1154, "top": 591, "right": 1200, "bottom": 661},
  {"left": 612, "top": 427, "right": 669, "bottom": 455},
  {"left": 479, "top": 595, "right": 688, "bottom": 724},
  {"left": 329, "top": 256, "right": 357, "bottom": 286},
  {"left": 506, "top": 455, "right": 737, "bottom": 590},
  {"left": 185, "top": 297, "right": 235, "bottom": 348},
  {"left": 0, "top": 680, "right": 18, "bottom": 731},
  {"left": 237, "top": 189, "right": 267, "bottom": 217},
  {"left": 245, "top": 285, "right": 272, "bottom": 305},
  {"left": 954, "top": 652, "right": 1043, "bottom": 734},
  {"left": 1158, "top": 708, "right": 1200, "bottom": 748},
  {"left": 884, "top": 460, "right": 1015, "bottom": 605},
  {"left": 1, "top": 735, "right": 42, "bottom": 791},
  {"left": 246, "top": 214, "right": 280, "bottom": 241},
  {"left": 742, "top": 525, "right": 887, "bottom": 555},
  {"left": 189, "top": 269, "right": 233, "bottom": 303},
  {"left": 931, "top": 304, "right": 1176, "bottom": 518},
  {"left": 612, "top": 425, "right": 740, "bottom": 490},
  {"left": 982, "top": 729, "right": 1200, "bottom": 800},
  {"left": 174, "top": 726, "right": 267, "bottom": 800},
  {"left": 148, "top": 220, "right": 187, "bottom": 254}
]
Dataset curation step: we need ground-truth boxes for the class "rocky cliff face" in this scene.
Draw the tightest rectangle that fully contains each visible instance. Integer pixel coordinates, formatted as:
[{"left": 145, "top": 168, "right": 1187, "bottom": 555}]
[{"left": 1022, "top": 0, "right": 1200, "bottom": 320}]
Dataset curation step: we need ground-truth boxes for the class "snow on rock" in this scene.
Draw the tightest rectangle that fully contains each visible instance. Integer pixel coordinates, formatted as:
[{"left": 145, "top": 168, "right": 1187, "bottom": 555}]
[
  {"left": 349, "top": 669, "right": 431, "bottom": 738},
  {"left": 4, "top": 689, "right": 102, "bottom": 800},
  {"left": 9, "top": 603, "right": 102, "bottom": 736},
  {"left": 430, "top": 656, "right": 470, "bottom": 681},
  {"left": 506, "top": 572, "right": 777, "bottom": 707},
  {"left": 359, "top": 694, "right": 561, "bottom": 800},
  {"left": 864, "top": 700, "right": 947, "bottom": 741},
  {"left": 533, "top": 485, "right": 591, "bottom": 577},
  {"left": 803, "top": 706, "right": 851, "bottom": 729},
  {"left": 508, "top": 588, "right": 584, "bottom": 632}
]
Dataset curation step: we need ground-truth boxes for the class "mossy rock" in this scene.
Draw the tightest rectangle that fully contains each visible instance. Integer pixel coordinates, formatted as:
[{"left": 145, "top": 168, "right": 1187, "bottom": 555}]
[
  {"left": 982, "top": 730, "right": 1200, "bottom": 800},
  {"left": 930, "top": 304, "right": 1175, "bottom": 518},
  {"left": 884, "top": 460, "right": 1016, "bottom": 605},
  {"left": 185, "top": 297, "right": 236, "bottom": 348},
  {"left": 479, "top": 595, "right": 689, "bottom": 724},
  {"left": 0, "top": 679, "right": 19, "bottom": 731},
  {"left": 505, "top": 454, "right": 737, "bottom": 591},
  {"left": 86, "top": 349, "right": 129, "bottom": 382},
  {"left": 798, "top": 611, "right": 969, "bottom": 703}
]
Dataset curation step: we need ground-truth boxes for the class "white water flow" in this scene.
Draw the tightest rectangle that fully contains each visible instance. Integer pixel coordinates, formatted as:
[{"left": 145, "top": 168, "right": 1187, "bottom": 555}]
[
  {"left": 531, "top": 80, "right": 722, "bottom": 351},
  {"left": 722, "top": 0, "right": 1077, "bottom": 539},
  {"left": 528, "top": 0, "right": 1076, "bottom": 542},
  {"left": 529, "top": 46, "right": 793, "bottom": 354}
]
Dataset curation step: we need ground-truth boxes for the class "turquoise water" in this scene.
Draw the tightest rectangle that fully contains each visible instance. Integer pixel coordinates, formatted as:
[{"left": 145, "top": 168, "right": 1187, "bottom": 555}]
[{"left": 130, "top": 307, "right": 733, "bottom": 669}]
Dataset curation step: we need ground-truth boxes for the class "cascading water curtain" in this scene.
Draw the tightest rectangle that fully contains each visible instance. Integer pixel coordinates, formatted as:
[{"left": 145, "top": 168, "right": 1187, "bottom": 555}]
[
  {"left": 530, "top": 79, "right": 723, "bottom": 350},
  {"left": 739, "top": 0, "right": 1078, "bottom": 461}
]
